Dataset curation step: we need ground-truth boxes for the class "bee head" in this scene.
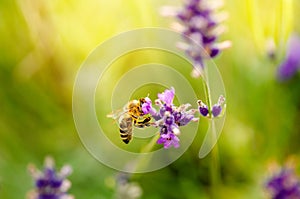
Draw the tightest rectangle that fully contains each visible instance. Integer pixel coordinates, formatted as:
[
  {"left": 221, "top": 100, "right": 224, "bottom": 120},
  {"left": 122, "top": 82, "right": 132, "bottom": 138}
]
[{"left": 139, "top": 98, "right": 146, "bottom": 105}]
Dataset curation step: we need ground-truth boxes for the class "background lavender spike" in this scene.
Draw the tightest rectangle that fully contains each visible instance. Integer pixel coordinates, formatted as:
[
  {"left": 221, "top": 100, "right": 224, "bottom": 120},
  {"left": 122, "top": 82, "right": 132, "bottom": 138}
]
[
  {"left": 115, "top": 172, "right": 143, "bottom": 199},
  {"left": 161, "top": 0, "right": 231, "bottom": 76},
  {"left": 27, "top": 157, "right": 74, "bottom": 199},
  {"left": 277, "top": 34, "right": 300, "bottom": 81},
  {"left": 265, "top": 167, "right": 300, "bottom": 199}
]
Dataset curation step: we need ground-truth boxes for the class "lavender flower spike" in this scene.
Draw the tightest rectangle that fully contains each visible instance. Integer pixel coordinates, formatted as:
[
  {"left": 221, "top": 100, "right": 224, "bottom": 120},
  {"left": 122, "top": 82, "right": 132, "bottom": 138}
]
[
  {"left": 277, "top": 34, "right": 300, "bottom": 81},
  {"left": 161, "top": 0, "right": 231, "bottom": 77},
  {"left": 27, "top": 156, "right": 74, "bottom": 199},
  {"left": 116, "top": 172, "right": 143, "bottom": 199},
  {"left": 265, "top": 167, "right": 300, "bottom": 199},
  {"left": 150, "top": 87, "right": 198, "bottom": 149}
]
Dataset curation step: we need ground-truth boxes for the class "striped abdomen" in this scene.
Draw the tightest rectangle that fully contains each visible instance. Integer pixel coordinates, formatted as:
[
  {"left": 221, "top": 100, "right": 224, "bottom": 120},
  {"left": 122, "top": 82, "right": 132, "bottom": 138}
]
[{"left": 118, "top": 114, "right": 133, "bottom": 144}]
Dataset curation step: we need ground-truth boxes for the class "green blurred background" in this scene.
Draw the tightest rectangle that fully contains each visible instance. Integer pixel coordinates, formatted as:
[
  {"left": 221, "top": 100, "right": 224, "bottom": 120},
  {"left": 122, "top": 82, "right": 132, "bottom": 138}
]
[{"left": 1, "top": 0, "right": 300, "bottom": 198}]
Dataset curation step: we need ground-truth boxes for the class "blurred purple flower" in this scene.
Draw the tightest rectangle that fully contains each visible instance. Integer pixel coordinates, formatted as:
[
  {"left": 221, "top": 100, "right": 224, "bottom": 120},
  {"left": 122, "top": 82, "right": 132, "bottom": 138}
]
[
  {"left": 27, "top": 156, "right": 73, "bottom": 199},
  {"left": 116, "top": 172, "right": 143, "bottom": 199},
  {"left": 277, "top": 35, "right": 300, "bottom": 81},
  {"left": 265, "top": 167, "right": 300, "bottom": 199},
  {"left": 161, "top": 0, "right": 231, "bottom": 76}
]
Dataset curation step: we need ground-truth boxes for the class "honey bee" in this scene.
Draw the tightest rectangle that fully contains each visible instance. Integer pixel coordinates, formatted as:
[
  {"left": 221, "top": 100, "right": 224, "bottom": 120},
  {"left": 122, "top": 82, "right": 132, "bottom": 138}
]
[{"left": 107, "top": 98, "right": 152, "bottom": 144}]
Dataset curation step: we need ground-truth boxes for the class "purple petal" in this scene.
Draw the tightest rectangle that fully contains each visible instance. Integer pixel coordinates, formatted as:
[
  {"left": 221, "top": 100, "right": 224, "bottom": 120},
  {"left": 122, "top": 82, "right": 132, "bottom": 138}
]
[
  {"left": 50, "top": 178, "right": 63, "bottom": 188},
  {"left": 178, "top": 114, "right": 194, "bottom": 126},
  {"left": 165, "top": 114, "right": 175, "bottom": 126},
  {"left": 212, "top": 105, "right": 222, "bottom": 117},
  {"left": 39, "top": 193, "right": 60, "bottom": 199},
  {"left": 173, "top": 111, "right": 182, "bottom": 122},
  {"left": 198, "top": 100, "right": 209, "bottom": 117},
  {"left": 210, "top": 48, "right": 220, "bottom": 58},
  {"left": 152, "top": 114, "right": 162, "bottom": 121},
  {"left": 173, "top": 140, "right": 180, "bottom": 148},
  {"left": 172, "top": 134, "right": 180, "bottom": 142},
  {"left": 141, "top": 97, "right": 155, "bottom": 115},
  {"left": 171, "top": 134, "right": 180, "bottom": 148},
  {"left": 164, "top": 140, "right": 173, "bottom": 149},
  {"left": 157, "top": 132, "right": 180, "bottom": 149},
  {"left": 36, "top": 178, "right": 49, "bottom": 188},
  {"left": 161, "top": 133, "right": 170, "bottom": 139},
  {"left": 286, "top": 35, "right": 300, "bottom": 63},
  {"left": 202, "top": 35, "right": 217, "bottom": 45},
  {"left": 277, "top": 58, "right": 300, "bottom": 81},
  {"left": 265, "top": 168, "right": 300, "bottom": 198},
  {"left": 199, "top": 106, "right": 209, "bottom": 117},
  {"left": 158, "top": 87, "right": 175, "bottom": 105},
  {"left": 277, "top": 35, "right": 300, "bottom": 81},
  {"left": 157, "top": 137, "right": 166, "bottom": 144}
]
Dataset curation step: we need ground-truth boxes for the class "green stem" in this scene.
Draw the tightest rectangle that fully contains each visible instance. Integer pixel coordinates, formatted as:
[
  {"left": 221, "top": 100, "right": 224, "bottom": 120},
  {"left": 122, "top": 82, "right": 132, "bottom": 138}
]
[
  {"left": 131, "top": 133, "right": 160, "bottom": 175},
  {"left": 210, "top": 140, "right": 220, "bottom": 199},
  {"left": 202, "top": 67, "right": 211, "bottom": 110},
  {"left": 140, "top": 133, "right": 160, "bottom": 153},
  {"left": 203, "top": 65, "right": 220, "bottom": 198}
]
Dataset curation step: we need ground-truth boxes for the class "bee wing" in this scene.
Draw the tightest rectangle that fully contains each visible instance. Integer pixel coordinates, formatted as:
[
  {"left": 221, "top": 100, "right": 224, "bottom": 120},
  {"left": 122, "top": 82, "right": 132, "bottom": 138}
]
[{"left": 106, "top": 108, "right": 128, "bottom": 120}]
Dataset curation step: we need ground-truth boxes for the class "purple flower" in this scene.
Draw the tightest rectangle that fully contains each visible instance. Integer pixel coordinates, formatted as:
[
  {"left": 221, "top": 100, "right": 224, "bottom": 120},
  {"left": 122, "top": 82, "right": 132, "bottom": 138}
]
[
  {"left": 27, "top": 157, "right": 73, "bottom": 199},
  {"left": 211, "top": 105, "right": 222, "bottom": 117},
  {"left": 277, "top": 34, "right": 300, "bottom": 81},
  {"left": 161, "top": 0, "right": 231, "bottom": 76},
  {"left": 198, "top": 95, "right": 225, "bottom": 118},
  {"left": 141, "top": 97, "right": 156, "bottom": 116},
  {"left": 198, "top": 100, "right": 209, "bottom": 116},
  {"left": 157, "top": 132, "right": 180, "bottom": 149},
  {"left": 149, "top": 88, "right": 198, "bottom": 149},
  {"left": 157, "top": 87, "right": 175, "bottom": 105},
  {"left": 211, "top": 95, "right": 225, "bottom": 117},
  {"left": 265, "top": 167, "right": 300, "bottom": 199},
  {"left": 175, "top": 104, "right": 198, "bottom": 126}
]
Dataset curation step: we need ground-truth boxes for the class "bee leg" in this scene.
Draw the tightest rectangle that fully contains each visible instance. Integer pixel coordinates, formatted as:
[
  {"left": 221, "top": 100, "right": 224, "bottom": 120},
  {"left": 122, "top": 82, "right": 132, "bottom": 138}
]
[
  {"left": 134, "top": 122, "right": 148, "bottom": 128},
  {"left": 134, "top": 124, "right": 145, "bottom": 128},
  {"left": 132, "top": 120, "right": 141, "bottom": 128},
  {"left": 144, "top": 117, "right": 151, "bottom": 123},
  {"left": 133, "top": 120, "right": 142, "bottom": 128}
]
